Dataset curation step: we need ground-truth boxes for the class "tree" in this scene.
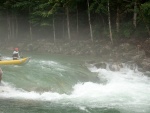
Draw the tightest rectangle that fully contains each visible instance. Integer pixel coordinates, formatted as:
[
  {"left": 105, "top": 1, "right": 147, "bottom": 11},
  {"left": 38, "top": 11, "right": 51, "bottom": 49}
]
[
  {"left": 0, "top": 0, "right": 150, "bottom": 43},
  {"left": 133, "top": 0, "right": 137, "bottom": 28},
  {"left": 31, "top": 0, "right": 59, "bottom": 43},
  {"left": 61, "top": 0, "right": 78, "bottom": 40},
  {"left": 107, "top": 0, "right": 113, "bottom": 43},
  {"left": 13, "top": 0, "right": 37, "bottom": 42},
  {"left": 1, "top": 0, "right": 18, "bottom": 40},
  {"left": 87, "top": 0, "right": 94, "bottom": 42},
  {"left": 66, "top": 6, "right": 71, "bottom": 40}
]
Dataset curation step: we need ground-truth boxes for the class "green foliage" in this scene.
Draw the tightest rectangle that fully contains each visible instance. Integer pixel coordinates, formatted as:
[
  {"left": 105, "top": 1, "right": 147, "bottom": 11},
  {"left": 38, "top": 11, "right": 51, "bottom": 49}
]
[
  {"left": 141, "top": 2, "right": 150, "bottom": 14},
  {"left": 90, "top": 0, "right": 107, "bottom": 14},
  {"left": 27, "top": 1, "right": 59, "bottom": 26},
  {"left": 141, "top": 2, "right": 150, "bottom": 22},
  {"left": 120, "top": 22, "right": 134, "bottom": 38},
  {"left": 13, "top": 1, "right": 30, "bottom": 9},
  {"left": 0, "top": 0, "right": 150, "bottom": 40}
]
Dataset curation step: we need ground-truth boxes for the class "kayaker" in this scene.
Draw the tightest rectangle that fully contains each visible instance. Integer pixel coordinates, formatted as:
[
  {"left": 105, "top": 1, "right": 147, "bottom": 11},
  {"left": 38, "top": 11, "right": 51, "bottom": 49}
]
[
  {"left": 12, "top": 48, "right": 20, "bottom": 60},
  {"left": 0, "top": 67, "right": 3, "bottom": 83}
]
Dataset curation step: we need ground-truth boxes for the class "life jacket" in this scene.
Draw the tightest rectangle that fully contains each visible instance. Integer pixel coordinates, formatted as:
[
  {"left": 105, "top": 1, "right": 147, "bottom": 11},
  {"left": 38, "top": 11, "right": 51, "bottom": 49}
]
[{"left": 13, "top": 51, "right": 19, "bottom": 59}]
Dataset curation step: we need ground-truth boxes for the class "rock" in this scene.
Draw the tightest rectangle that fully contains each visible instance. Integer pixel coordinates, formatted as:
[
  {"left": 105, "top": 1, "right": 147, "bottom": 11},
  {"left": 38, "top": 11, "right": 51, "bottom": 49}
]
[
  {"left": 141, "top": 58, "right": 150, "bottom": 70},
  {"left": 94, "top": 62, "right": 107, "bottom": 69},
  {"left": 109, "top": 63, "right": 123, "bottom": 71}
]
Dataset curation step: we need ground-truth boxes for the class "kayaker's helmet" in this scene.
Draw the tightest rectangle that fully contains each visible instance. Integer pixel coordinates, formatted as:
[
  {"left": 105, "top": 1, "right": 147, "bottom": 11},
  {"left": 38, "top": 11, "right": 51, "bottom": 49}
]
[{"left": 15, "top": 48, "right": 19, "bottom": 51}]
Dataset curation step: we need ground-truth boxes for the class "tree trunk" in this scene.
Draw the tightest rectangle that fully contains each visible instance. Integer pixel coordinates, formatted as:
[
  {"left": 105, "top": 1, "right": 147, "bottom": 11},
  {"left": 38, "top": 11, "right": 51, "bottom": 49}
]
[
  {"left": 145, "top": 24, "right": 150, "bottom": 36},
  {"left": 76, "top": 5, "right": 79, "bottom": 37},
  {"left": 11, "top": 14, "right": 15, "bottom": 39},
  {"left": 53, "top": 14, "right": 56, "bottom": 43},
  {"left": 66, "top": 7, "right": 71, "bottom": 40},
  {"left": 100, "top": 13, "right": 106, "bottom": 38},
  {"left": 62, "top": 14, "right": 65, "bottom": 39},
  {"left": 108, "top": 0, "right": 113, "bottom": 43},
  {"left": 29, "top": 23, "right": 33, "bottom": 42},
  {"left": 29, "top": 7, "right": 33, "bottom": 42},
  {"left": 87, "top": 0, "right": 93, "bottom": 42},
  {"left": 116, "top": 7, "right": 120, "bottom": 33},
  {"left": 7, "top": 11, "right": 11, "bottom": 40},
  {"left": 133, "top": 0, "right": 137, "bottom": 28},
  {"left": 15, "top": 15, "right": 18, "bottom": 39}
]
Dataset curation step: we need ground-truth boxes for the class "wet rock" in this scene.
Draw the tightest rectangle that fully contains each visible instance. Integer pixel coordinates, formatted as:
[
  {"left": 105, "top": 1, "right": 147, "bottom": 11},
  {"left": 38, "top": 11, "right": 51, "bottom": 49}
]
[
  {"left": 109, "top": 63, "right": 123, "bottom": 71},
  {"left": 94, "top": 62, "right": 106, "bottom": 69},
  {"left": 141, "top": 58, "right": 150, "bottom": 70}
]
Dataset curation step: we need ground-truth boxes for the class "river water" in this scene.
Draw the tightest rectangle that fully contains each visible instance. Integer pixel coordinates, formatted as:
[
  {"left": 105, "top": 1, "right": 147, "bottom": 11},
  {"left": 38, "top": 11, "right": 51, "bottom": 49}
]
[{"left": 0, "top": 52, "right": 150, "bottom": 113}]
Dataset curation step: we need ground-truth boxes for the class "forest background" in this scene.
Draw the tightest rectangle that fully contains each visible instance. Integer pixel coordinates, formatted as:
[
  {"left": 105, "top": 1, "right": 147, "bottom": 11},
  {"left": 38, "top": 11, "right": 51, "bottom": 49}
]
[
  {"left": 0, "top": 0, "right": 150, "bottom": 42},
  {"left": 0, "top": 0, "right": 150, "bottom": 64}
]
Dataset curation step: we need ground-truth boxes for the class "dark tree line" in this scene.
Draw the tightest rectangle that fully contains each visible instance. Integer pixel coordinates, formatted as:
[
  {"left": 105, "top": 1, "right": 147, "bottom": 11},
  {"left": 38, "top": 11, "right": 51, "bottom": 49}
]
[{"left": 0, "top": 0, "right": 150, "bottom": 43}]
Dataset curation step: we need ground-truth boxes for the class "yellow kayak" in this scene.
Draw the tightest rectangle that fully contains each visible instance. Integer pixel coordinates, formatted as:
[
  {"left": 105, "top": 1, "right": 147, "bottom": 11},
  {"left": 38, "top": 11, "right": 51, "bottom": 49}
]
[{"left": 0, "top": 57, "right": 30, "bottom": 65}]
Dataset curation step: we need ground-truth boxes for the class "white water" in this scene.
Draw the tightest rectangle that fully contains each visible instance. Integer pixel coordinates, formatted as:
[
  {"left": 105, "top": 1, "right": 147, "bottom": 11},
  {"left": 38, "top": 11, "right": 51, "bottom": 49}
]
[{"left": 0, "top": 63, "right": 150, "bottom": 113}]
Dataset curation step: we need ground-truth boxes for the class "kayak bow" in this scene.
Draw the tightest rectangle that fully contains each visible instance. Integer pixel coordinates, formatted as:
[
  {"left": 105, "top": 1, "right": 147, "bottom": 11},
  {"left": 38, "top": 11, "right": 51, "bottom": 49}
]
[{"left": 0, "top": 57, "right": 30, "bottom": 65}]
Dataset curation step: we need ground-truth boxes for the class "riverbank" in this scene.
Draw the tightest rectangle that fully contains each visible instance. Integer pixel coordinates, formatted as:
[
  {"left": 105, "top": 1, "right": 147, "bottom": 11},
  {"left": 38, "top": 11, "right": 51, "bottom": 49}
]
[{"left": 1, "top": 38, "right": 150, "bottom": 71}]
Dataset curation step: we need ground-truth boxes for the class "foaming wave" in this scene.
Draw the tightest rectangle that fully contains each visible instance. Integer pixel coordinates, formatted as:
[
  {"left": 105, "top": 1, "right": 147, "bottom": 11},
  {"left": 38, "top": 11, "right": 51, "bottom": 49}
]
[
  {"left": 0, "top": 81, "right": 67, "bottom": 101},
  {"left": 1, "top": 66, "right": 150, "bottom": 104},
  {"left": 0, "top": 65, "right": 150, "bottom": 112},
  {"left": 84, "top": 65, "right": 150, "bottom": 105}
]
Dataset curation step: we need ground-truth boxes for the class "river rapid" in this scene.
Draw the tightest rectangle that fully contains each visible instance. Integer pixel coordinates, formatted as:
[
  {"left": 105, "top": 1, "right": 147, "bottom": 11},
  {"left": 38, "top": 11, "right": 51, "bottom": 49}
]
[{"left": 0, "top": 52, "right": 150, "bottom": 113}]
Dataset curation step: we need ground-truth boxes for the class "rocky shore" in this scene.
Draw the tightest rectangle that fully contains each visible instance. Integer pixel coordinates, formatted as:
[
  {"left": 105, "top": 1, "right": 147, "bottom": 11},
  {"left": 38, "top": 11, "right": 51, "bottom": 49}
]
[{"left": 2, "top": 38, "right": 150, "bottom": 73}]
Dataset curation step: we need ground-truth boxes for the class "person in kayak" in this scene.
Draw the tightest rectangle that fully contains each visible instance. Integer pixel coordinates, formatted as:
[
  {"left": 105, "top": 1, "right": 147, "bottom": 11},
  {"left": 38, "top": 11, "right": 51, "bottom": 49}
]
[{"left": 12, "top": 48, "right": 20, "bottom": 60}]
